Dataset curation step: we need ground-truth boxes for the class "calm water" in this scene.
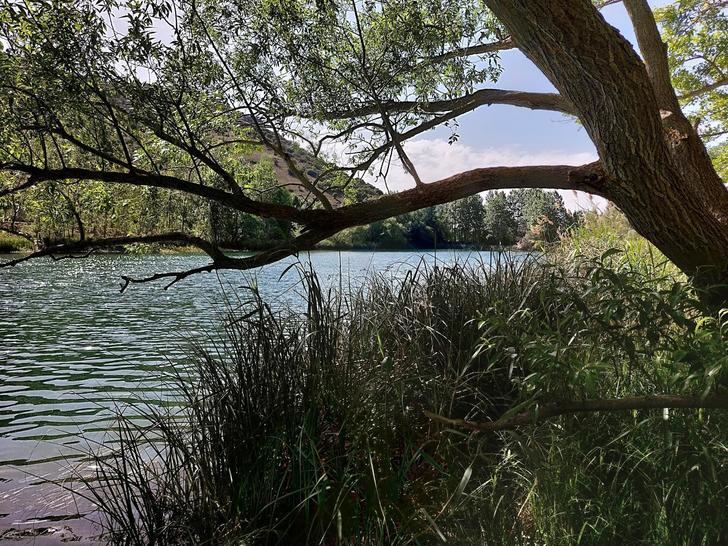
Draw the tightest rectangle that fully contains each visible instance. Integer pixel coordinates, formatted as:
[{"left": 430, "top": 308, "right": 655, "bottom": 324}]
[{"left": 0, "top": 249, "right": 494, "bottom": 541}]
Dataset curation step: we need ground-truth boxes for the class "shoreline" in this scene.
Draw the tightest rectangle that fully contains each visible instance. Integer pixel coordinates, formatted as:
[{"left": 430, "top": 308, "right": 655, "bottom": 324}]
[{"left": 0, "top": 242, "right": 521, "bottom": 256}]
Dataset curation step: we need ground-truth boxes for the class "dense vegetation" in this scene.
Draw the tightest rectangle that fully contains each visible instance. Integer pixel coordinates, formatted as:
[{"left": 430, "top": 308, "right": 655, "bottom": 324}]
[{"left": 80, "top": 212, "right": 728, "bottom": 545}]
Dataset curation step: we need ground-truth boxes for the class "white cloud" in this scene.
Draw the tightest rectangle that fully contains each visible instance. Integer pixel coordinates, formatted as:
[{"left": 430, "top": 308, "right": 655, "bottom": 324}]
[{"left": 366, "top": 138, "right": 604, "bottom": 211}]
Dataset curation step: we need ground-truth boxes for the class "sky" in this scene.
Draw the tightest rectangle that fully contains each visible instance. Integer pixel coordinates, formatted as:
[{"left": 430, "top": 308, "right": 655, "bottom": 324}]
[{"left": 378, "top": 1, "right": 671, "bottom": 210}]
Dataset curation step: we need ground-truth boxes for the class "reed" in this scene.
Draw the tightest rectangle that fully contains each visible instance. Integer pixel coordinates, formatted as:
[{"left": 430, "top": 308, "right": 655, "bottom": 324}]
[{"left": 80, "top": 251, "right": 728, "bottom": 545}]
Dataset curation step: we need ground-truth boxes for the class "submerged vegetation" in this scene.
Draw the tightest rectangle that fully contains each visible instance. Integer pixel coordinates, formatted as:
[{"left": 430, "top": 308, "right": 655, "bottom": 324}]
[{"left": 81, "top": 216, "right": 728, "bottom": 545}]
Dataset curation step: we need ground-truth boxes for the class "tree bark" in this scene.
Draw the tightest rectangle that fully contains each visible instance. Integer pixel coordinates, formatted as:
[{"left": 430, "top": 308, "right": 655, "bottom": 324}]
[{"left": 484, "top": 0, "right": 728, "bottom": 302}]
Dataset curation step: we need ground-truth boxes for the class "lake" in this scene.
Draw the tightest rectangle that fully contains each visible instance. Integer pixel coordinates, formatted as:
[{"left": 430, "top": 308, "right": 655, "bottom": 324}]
[{"left": 0, "top": 249, "right": 497, "bottom": 542}]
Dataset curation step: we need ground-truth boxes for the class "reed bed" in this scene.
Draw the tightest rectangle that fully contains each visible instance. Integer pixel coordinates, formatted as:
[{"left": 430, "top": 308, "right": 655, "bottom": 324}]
[{"left": 79, "top": 252, "right": 728, "bottom": 545}]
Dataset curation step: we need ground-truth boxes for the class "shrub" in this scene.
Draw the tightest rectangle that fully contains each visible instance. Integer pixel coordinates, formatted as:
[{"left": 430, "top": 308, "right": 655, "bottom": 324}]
[{"left": 0, "top": 231, "right": 32, "bottom": 251}]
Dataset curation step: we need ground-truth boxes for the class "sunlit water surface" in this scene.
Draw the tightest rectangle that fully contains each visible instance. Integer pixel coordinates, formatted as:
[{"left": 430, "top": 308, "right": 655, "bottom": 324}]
[{"left": 0, "top": 249, "right": 497, "bottom": 542}]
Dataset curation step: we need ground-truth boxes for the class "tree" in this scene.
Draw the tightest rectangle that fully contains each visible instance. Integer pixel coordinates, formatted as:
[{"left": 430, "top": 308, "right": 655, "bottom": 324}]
[
  {"left": 0, "top": 0, "right": 726, "bottom": 300},
  {"left": 483, "top": 191, "right": 517, "bottom": 245},
  {"left": 508, "top": 189, "right": 573, "bottom": 243},
  {"left": 437, "top": 194, "right": 486, "bottom": 244}
]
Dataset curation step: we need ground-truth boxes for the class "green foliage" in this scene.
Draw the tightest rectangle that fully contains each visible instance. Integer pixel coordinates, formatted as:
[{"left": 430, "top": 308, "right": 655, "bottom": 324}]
[
  {"left": 436, "top": 194, "right": 487, "bottom": 244},
  {"left": 83, "top": 248, "right": 728, "bottom": 544},
  {"left": 507, "top": 188, "right": 577, "bottom": 246},
  {"left": 554, "top": 205, "right": 681, "bottom": 280},
  {"left": 709, "top": 141, "right": 728, "bottom": 180},
  {"left": 0, "top": 230, "right": 30, "bottom": 251},
  {"left": 483, "top": 191, "right": 518, "bottom": 245},
  {"left": 323, "top": 190, "right": 581, "bottom": 250},
  {"left": 656, "top": 0, "right": 728, "bottom": 174}
]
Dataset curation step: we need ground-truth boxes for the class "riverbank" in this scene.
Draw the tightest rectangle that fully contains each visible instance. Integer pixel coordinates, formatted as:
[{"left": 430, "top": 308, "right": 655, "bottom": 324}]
[{"left": 4, "top": 214, "right": 726, "bottom": 544}]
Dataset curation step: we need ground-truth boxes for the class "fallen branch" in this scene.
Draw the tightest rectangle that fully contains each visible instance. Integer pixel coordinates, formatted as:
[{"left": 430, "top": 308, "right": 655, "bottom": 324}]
[{"left": 425, "top": 394, "right": 728, "bottom": 432}]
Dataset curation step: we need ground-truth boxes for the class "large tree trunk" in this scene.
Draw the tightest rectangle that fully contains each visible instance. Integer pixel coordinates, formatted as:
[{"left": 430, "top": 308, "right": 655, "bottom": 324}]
[{"left": 485, "top": 0, "right": 728, "bottom": 301}]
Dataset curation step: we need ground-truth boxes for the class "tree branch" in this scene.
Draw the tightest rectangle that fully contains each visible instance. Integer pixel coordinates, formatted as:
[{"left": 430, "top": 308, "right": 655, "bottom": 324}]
[
  {"left": 678, "top": 77, "right": 728, "bottom": 102},
  {"left": 0, "top": 165, "right": 312, "bottom": 223},
  {"left": 427, "top": 37, "right": 516, "bottom": 64},
  {"left": 623, "top": 0, "right": 682, "bottom": 113},
  {"left": 118, "top": 164, "right": 608, "bottom": 287},
  {"left": 315, "top": 162, "right": 607, "bottom": 230},
  {"left": 425, "top": 394, "right": 728, "bottom": 432},
  {"left": 119, "top": 227, "right": 337, "bottom": 291},
  {"left": 326, "top": 88, "right": 575, "bottom": 119},
  {"left": 1, "top": 162, "right": 607, "bottom": 286},
  {"left": 423, "top": 0, "right": 621, "bottom": 66},
  {"left": 0, "top": 232, "right": 226, "bottom": 269}
]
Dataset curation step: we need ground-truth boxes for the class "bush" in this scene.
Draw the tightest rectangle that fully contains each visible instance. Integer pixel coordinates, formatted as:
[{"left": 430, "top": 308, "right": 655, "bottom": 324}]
[
  {"left": 80, "top": 252, "right": 728, "bottom": 545},
  {"left": 0, "top": 231, "right": 32, "bottom": 251}
]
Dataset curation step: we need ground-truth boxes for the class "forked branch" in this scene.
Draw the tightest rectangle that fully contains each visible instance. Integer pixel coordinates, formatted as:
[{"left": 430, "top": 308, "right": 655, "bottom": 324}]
[{"left": 119, "top": 227, "right": 337, "bottom": 291}]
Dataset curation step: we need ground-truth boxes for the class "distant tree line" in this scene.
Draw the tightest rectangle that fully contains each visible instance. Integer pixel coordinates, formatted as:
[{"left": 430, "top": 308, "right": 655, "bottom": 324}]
[{"left": 325, "top": 189, "right": 582, "bottom": 250}]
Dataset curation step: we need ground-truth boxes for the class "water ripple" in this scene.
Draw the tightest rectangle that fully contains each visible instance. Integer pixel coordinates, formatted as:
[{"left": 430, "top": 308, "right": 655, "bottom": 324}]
[{"left": 0, "top": 249, "right": 492, "bottom": 535}]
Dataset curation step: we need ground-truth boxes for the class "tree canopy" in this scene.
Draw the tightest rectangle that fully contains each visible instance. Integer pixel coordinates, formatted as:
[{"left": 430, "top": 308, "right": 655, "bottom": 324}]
[{"left": 0, "top": 0, "right": 726, "bottom": 295}]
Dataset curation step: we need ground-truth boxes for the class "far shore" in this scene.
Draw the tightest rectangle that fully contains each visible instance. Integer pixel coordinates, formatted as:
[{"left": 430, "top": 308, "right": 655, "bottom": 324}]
[{"left": 1, "top": 242, "right": 526, "bottom": 256}]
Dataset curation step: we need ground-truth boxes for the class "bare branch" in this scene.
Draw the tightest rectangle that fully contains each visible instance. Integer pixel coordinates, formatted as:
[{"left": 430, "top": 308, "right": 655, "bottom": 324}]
[
  {"left": 120, "top": 263, "right": 218, "bottom": 292},
  {"left": 326, "top": 88, "right": 575, "bottom": 119},
  {"left": 119, "top": 226, "right": 337, "bottom": 291},
  {"left": 425, "top": 394, "right": 728, "bottom": 432},
  {"left": 426, "top": 37, "right": 516, "bottom": 64}
]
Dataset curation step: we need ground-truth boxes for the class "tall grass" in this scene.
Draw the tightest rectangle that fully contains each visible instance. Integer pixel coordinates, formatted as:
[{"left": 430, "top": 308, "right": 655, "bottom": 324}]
[{"left": 80, "top": 251, "right": 728, "bottom": 545}]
